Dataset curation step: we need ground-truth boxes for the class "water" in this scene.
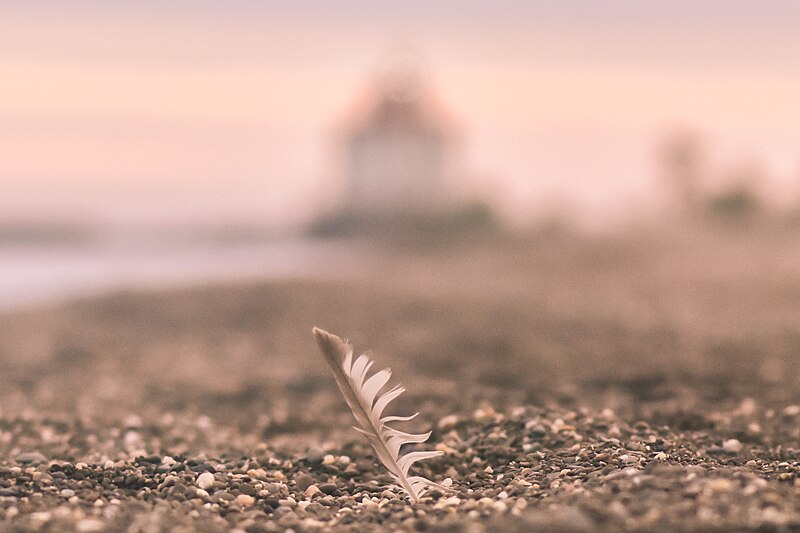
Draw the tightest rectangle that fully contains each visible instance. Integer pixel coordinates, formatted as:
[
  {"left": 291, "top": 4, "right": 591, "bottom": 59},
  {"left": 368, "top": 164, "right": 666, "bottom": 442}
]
[{"left": 0, "top": 237, "right": 358, "bottom": 312}]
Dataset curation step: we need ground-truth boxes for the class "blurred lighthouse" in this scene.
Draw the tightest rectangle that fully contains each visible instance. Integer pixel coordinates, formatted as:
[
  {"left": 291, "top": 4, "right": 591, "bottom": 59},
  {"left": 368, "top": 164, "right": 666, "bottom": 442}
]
[
  {"left": 343, "top": 59, "right": 453, "bottom": 218},
  {"left": 311, "top": 56, "right": 495, "bottom": 237}
]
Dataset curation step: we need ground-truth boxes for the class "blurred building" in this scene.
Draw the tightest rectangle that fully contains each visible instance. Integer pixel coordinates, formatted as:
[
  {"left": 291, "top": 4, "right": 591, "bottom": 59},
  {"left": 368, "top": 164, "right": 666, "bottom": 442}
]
[
  {"left": 343, "top": 66, "right": 452, "bottom": 217},
  {"left": 311, "top": 61, "right": 497, "bottom": 237}
]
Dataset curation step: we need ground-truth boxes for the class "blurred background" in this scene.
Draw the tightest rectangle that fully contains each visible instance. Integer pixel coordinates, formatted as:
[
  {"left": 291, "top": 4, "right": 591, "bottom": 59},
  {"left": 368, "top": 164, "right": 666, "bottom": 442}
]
[
  {"left": 3, "top": 1, "right": 800, "bottom": 430},
  {"left": 2, "top": 0, "right": 800, "bottom": 309}
]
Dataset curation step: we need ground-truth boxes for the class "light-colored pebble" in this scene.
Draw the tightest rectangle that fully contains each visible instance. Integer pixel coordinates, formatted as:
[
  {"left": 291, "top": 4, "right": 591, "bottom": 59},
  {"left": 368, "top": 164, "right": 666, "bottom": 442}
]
[
  {"left": 722, "top": 439, "right": 743, "bottom": 454},
  {"left": 76, "top": 519, "right": 106, "bottom": 533},
  {"left": 235, "top": 494, "right": 255, "bottom": 507},
  {"left": 196, "top": 472, "right": 215, "bottom": 489}
]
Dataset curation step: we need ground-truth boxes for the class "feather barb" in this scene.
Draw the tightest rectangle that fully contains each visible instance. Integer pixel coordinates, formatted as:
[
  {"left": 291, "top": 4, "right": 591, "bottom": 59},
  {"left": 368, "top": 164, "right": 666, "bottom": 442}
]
[{"left": 313, "top": 327, "right": 444, "bottom": 502}]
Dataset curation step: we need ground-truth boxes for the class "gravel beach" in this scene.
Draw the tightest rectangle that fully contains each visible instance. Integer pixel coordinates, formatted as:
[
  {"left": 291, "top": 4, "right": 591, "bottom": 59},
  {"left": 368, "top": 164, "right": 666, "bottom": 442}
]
[{"left": 2, "top": 228, "right": 800, "bottom": 531}]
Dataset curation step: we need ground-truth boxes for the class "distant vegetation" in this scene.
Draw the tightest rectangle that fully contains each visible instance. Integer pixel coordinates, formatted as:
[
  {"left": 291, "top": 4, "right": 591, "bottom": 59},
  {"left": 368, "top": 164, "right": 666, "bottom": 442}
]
[
  {"left": 705, "top": 185, "right": 762, "bottom": 222},
  {"left": 308, "top": 201, "right": 499, "bottom": 243}
]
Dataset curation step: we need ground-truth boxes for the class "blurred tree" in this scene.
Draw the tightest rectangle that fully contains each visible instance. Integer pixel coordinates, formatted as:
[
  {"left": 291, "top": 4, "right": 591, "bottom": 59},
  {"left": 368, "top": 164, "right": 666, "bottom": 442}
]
[
  {"left": 705, "top": 161, "right": 764, "bottom": 223},
  {"left": 706, "top": 186, "right": 761, "bottom": 221}
]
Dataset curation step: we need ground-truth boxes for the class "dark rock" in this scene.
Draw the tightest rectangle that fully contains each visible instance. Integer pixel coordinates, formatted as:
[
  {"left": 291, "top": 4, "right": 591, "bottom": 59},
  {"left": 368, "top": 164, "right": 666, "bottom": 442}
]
[
  {"left": 293, "top": 473, "right": 314, "bottom": 491},
  {"left": 15, "top": 452, "right": 47, "bottom": 464},
  {"left": 319, "top": 483, "right": 341, "bottom": 496}
]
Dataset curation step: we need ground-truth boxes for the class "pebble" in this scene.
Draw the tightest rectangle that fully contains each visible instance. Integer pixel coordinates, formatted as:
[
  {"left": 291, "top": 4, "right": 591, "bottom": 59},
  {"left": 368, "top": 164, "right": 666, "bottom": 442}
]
[
  {"left": 1, "top": 401, "right": 799, "bottom": 531},
  {"left": 722, "top": 439, "right": 743, "bottom": 454},
  {"left": 319, "top": 483, "right": 340, "bottom": 496},
  {"left": 196, "top": 472, "right": 215, "bottom": 490},
  {"left": 306, "top": 446, "right": 325, "bottom": 464},
  {"left": 783, "top": 405, "right": 800, "bottom": 417},
  {"left": 235, "top": 494, "right": 255, "bottom": 507},
  {"left": 14, "top": 452, "right": 47, "bottom": 464},
  {"left": 247, "top": 468, "right": 267, "bottom": 480},
  {"left": 434, "top": 496, "right": 461, "bottom": 509},
  {"left": 707, "top": 479, "right": 733, "bottom": 493},
  {"left": 438, "top": 415, "right": 459, "bottom": 428},
  {"left": 76, "top": 519, "right": 105, "bottom": 533}
]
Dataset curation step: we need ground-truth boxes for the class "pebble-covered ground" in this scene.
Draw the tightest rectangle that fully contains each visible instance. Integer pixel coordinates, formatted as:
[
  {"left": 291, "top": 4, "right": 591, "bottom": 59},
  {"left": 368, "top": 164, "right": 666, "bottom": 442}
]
[
  {"left": 6, "top": 402, "right": 800, "bottom": 532},
  {"left": 3, "top": 227, "right": 800, "bottom": 531}
]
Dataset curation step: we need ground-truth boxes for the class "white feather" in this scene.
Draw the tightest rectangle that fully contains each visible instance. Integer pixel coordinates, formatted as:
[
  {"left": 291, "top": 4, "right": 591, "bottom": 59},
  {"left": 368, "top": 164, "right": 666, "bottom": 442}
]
[{"left": 313, "top": 327, "right": 445, "bottom": 502}]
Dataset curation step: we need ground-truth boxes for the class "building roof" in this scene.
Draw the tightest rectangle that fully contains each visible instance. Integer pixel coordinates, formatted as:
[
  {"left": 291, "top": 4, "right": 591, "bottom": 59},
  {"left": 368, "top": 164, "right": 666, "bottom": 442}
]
[{"left": 355, "top": 92, "right": 443, "bottom": 137}]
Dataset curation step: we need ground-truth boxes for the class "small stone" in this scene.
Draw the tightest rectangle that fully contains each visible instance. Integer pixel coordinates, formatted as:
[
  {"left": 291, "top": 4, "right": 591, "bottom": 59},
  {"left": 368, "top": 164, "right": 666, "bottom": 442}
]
[
  {"left": 306, "top": 446, "right": 325, "bottom": 464},
  {"left": 76, "top": 519, "right": 105, "bottom": 533},
  {"left": 305, "top": 484, "right": 321, "bottom": 498},
  {"left": 736, "top": 398, "right": 757, "bottom": 416},
  {"left": 14, "top": 452, "right": 47, "bottom": 464},
  {"left": 247, "top": 468, "right": 267, "bottom": 480},
  {"left": 263, "top": 483, "right": 281, "bottom": 495},
  {"left": 527, "top": 423, "right": 548, "bottom": 436},
  {"left": 438, "top": 415, "right": 459, "bottom": 428},
  {"left": 492, "top": 500, "right": 507, "bottom": 512},
  {"left": 783, "top": 405, "right": 800, "bottom": 417},
  {"left": 356, "top": 458, "right": 374, "bottom": 472},
  {"left": 123, "top": 431, "right": 143, "bottom": 452},
  {"left": 263, "top": 497, "right": 280, "bottom": 510},
  {"left": 319, "top": 483, "right": 341, "bottom": 496},
  {"left": 722, "top": 439, "right": 743, "bottom": 454},
  {"left": 294, "top": 473, "right": 314, "bottom": 491},
  {"left": 707, "top": 479, "right": 733, "bottom": 493},
  {"left": 29, "top": 512, "right": 52, "bottom": 524},
  {"left": 280, "top": 497, "right": 297, "bottom": 508},
  {"left": 60, "top": 489, "right": 75, "bottom": 498},
  {"left": 235, "top": 494, "right": 255, "bottom": 507},
  {"left": 436, "top": 496, "right": 460, "bottom": 508},
  {"left": 216, "top": 491, "right": 234, "bottom": 502},
  {"left": 196, "top": 472, "right": 215, "bottom": 490},
  {"left": 123, "top": 414, "right": 143, "bottom": 428}
]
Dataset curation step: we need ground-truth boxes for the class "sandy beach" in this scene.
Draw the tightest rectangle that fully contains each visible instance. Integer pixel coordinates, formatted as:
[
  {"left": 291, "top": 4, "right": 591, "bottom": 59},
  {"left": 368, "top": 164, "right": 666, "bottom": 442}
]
[{"left": 2, "top": 227, "right": 800, "bottom": 531}]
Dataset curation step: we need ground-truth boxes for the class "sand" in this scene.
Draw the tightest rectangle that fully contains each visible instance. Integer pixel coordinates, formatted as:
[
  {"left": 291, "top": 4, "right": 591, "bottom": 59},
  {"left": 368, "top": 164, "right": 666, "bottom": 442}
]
[{"left": 2, "top": 225, "right": 800, "bottom": 531}]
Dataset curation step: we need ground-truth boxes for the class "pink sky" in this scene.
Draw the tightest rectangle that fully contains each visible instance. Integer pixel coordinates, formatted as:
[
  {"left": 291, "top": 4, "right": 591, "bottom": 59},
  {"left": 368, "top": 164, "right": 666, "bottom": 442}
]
[{"left": 2, "top": 2, "right": 799, "bottom": 228}]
